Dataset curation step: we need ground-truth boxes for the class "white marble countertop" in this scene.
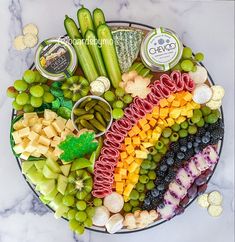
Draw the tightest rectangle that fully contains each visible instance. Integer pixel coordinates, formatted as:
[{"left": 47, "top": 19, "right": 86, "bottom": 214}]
[{"left": 0, "top": 0, "right": 234, "bottom": 242}]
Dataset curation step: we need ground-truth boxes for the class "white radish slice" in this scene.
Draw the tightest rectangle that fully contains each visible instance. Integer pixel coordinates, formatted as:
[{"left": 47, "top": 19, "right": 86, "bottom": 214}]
[
  {"left": 13, "top": 35, "right": 26, "bottom": 50},
  {"left": 208, "top": 191, "right": 223, "bottom": 205},
  {"left": 197, "top": 194, "right": 210, "bottom": 208},
  {"left": 23, "top": 23, "right": 38, "bottom": 35},
  {"left": 23, "top": 33, "right": 38, "bottom": 48},
  {"left": 96, "top": 76, "right": 111, "bottom": 91},
  {"left": 90, "top": 80, "right": 105, "bottom": 96},
  {"left": 189, "top": 66, "right": 208, "bottom": 84},
  {"left": 211, "top": 85, "right": 225, "bottom": 101},
  {"left": 208, "top": 205, "right": 223, "bottom": 217},
  {"left": 192, "top": 84, "right": 212, "bottom": 104},
  {"left": 103, "top": 192, "right": 124, "bottom": 213},
  {"left": 92, "top": 206, "right": 110, "bottom": 226},
  {"left": 105, "top": 214, "right": 124, "bottom": 234},
  {"left": 206, "top": 99, "right": 222, "bottom": 110}
]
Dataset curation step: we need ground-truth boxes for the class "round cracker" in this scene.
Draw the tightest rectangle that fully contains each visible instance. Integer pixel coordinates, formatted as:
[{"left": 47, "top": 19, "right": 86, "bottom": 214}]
[
  {"left": 23, "top": 33, "right": 38, "bottom": 48},
  {"left": 197, "top": 194, "right": 210, "bottom": 208},
  {"left": 206, "top": 99, "right": 222, "bottom": 110},
  {"left": 13, "top": 35, "right": 26, "bottom": 50},
  {"left": 96, "top": 76, "right": 110, "bottom": 91},
  {"left": 211, "top": 85, "right": 225, "bottom": 101},
  {"left": 23, "top": 23, "right": 38, "bottom": 35},
  {"left": 208, "top": 191, "right": 223, "bottom": 205},
  {"left": 208, "top": 205, "right": 223, "bottom": 217}
]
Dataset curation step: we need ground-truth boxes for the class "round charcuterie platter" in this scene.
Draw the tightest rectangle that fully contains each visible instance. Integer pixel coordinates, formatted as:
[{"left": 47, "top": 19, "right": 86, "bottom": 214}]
[{"left": 8, "top": 7, "right": 225, "bottom": 235}]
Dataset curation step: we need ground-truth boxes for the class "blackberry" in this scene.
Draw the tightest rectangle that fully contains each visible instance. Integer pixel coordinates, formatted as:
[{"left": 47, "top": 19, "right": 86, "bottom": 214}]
[
  {"left": 179, "top": 138, "right": 188, "bottom": 146},
  {"left": 187, "top": 148, "right": 195, "bottom": 157},
  {"left": 197, "top": 127, "right": 206, "bottom": 136},
  {"left": 151, "top": 198, "right": 160, "bottom": 207},
  {"left": 156, "top": 169, "right": 166, "bottom": 177},
  {"left": 211, "top": 128, "right": 224, "bottom": 140},
  {"left": 167, "top": 170, "right": 176, "bottom": 180},
  {"left": 187, "top": 135, "right": 195, "bottom": 142},
  {"left": 170, "top": 142, "right": 180, "bottom": 152},
  {"left": 157, "top": 202, "right": 165, "bottom": 209}
]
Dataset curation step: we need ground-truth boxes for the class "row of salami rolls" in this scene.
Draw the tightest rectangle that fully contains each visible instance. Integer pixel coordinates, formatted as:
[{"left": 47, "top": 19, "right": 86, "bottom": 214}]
[{"left": 92, "top": 71, "right": 196, "bottom": 198}]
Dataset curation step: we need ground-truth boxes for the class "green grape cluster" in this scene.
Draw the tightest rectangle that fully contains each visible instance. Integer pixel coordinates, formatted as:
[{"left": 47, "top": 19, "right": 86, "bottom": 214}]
[
  {"left": 7, "top": 69, "right": 55, "bottom": 112},
  {"left": 103, "top": 87, "right": 133, "bottom": 120},
  {"left": 172, "top": 46, "right": 205, "bottom": 72}
]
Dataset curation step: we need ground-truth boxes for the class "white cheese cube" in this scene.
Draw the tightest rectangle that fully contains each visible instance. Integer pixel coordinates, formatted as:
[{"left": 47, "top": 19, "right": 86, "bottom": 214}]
[
  {"left": 25, "top": 140, "right": 38, "bottom": 153},
  {"left": 28, "top": 131, "right": 39, "bottom": 141},
  {"left": 28, "top": 117, "right": 37, "bottom": 126},
  {"left": 53, "top": 147, "right": 63, "bottom": 157},
  {"left": 51, "top": 140, "right": 60, "bottom": 147},
  {"left": 52, "top": 119, "right": 66, "bottom": 134},
  {"left": 38, "top": 135, "right": 51, "bottom": 147},
  {"left": 43, "top": 125, "right": 57, "bottom": 138},
  {"left": 42, "top": 119, "right": 52, "bottom": 126},
  {"left": 13, "top": 120, "right": 25, "bottom": 130},
  {"left": 12, "top": 131, "right": 22, "bottom": 144},
  {"left": 31, "top": 123, "right": 43, "bottom": 133},
  {"left": 23, "top": 112, "right": 38, "bottom": 120},
  {"left": 20, "top": 152, "right": 31, "bottom": 160},
  {"left": 31, "top": 150, "right": 41, "bottom": 157},
  {"left": 44, "top": 109, "right": 57, "bottom": 121},
  {"left": 13, "top": 144, "right": 25, "bottom": 154},
  {"left": 66, "top": 119, "right": 75, "bottom": 131},
  {"left": 37, "top": 144, "right": 49, "bottom": 155},
  {"left": 53, "top": 136, "right": 61, "bottom": 141},
  {"left": 57, "top": 116, "right": 67, "bottom": 125},
  {"left": 18, "top": 127, "right": 30, "bottom": 137}
]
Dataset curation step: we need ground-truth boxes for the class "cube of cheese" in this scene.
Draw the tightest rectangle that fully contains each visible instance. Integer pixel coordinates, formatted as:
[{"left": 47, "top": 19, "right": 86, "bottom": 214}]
[
  {"left": 65, "top": 119, "right": 75, "bottom": 131},
  {"left": 44, "top": 109, "right": 57, "bottom": 121},
  {"left": 139, "top": 130, "right": 147, "bottom": 140},
  {"left": 120, "top": 152, "right": 128, "bottom": 160},
  {"left": 116, "top": 182, "right": 124, "bottom": 192},
  {"left": 28, "top": 117, "right": 37, "bottom": 126},
  {"left": 13, "top": 120, "right": 25, "bottom": 131},
  {"left": 169, "top": 108, "right": 181, "bottom": 119},
  {"left": 132, "top": 136, "right": 140, "bottom": 146},
  {"left": 51, "top": 140, "right": 60, "bottom": 148},
  {"left": 12, "top": 131, "right": 22, "bottom": 144},
  {"left": 25, "top": 140, "right": 38, "bottom": 153},
  {"left": 28, "top": 131, "right": 39, "bottom": 141},
  {"left": 123, "top": 184, "right": 134, "bottom": 197},
  {"left": 159, "top": 98, "right": 169, "bottom": 108},
  {"left": 114, "top": 174, "right": 122, "bottom": 182},
  {"left": 138, "top": 118, "right": 147, "bottom": 128},
  {"left": 53, "top": 147, "right": 62, "bottom": 157},
  {"left": 42, "top": 119, "right": 52, "bottom": 126},
  {"left": 23, "top": 112, "right": 38, "bottom": 120},
  {"left": 167, "top": 94, "right": 175, "bottom": 103},
  {"left": 116, "top": 161, "right": 124, "bottom": 168},
  {"left": 142, "top": 142, "right": 153, "bottom": 148},
  {"left": 37, "top": 144, "right": 49, "bottom": 155},
  {"left": 166, "top": 118, "right": 175, "bottom": 126},
  {"left": 149, "top": 118, "right": 157, "bottom": 127},
  {"left": 20, "top": 152, "right": 31, "bottom": 160},
  {"left": 53, "top": 136, "right": 61, "bottom": 141},
  {"left": 183, "top": 92, "right": 193, "bottom": 101},
  {"left": 13, "top": 144, "right": 25, "bottom": 154},
  {"left": 126, "top": 145, "right": 135, "bottom": 155},
  {"left": 160, "top": 108, "right": 169, "bottom": 118},
  {"left": 52, "top": 119, "right": 66, "bottom": 134},
  {"left": 43, "top": 125, "right": 57, "bottom": 138},
  {"left": 143, "top": 124, "right": 151, "bottom": 131},
  {"left": 31, "top": 150, "right": 42, "bottom": 157},
  {"left": 18, "top": 127, "right": 30, "bottom": 137},
  {"left": 135, "top": 150, "right": 148, "bottom": 159},
  {"left": 145, "top": 113, "right": 152, "bottom": 120},
  {"left": 45, "top": 148, "right": 58, "bottom": 161},
  {"left": 38, "top": 135, "right": 51, "bottom": 147},
  {"left": 126, "top": 156, "right": 134, "bottom": 164},
  {"left": 172, "top": 100, "right": 181, "bottom": 107},
  {"left": 31, "top": 123, "right": 43, "bottom": 133},
  {"left": 132, "top": 125, "right": 141, "bottom": 135},
  {"left": 125, "top": 137, "right": 132, "bottom": 145}
]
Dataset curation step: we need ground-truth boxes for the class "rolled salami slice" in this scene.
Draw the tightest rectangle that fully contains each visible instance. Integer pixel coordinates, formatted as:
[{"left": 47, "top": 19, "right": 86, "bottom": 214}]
[
  {"left": 124, "top": 107, "right": 138, "bottom": 125},
  {"left": 171, "top": 71, "right": 184, "bottom": 91},
  {"left": 133, "top": 97, "right": 153, "bottom": 113},
  {"left": 105, "top": 131, "right": 125, "bottom": 143},
  {"left": 103, "top": 139, "right": 121, "bottom": 149},
  {"left": 154, "top": 81, "right": 171, "bottom": 98},
  {"left": 101, "top": 147, "right": 120, "bottom": 158},
  {"left": 160, "top": 74, "right": 177, "bottom": 92},
  {"left": 110, "top": 123, "right": 127, "bottom": 136},
  {"left": 94, "top": 168, "right": 114, "bottom": 178},
  {"left": 98, "top": 156, "right": 118, "bottom": 167},
  {"left": 92, "top": 187, "right": 112, "bottom": 198},
  {"left": 146, "top": 92, "right": 160, "bottom": 105},
  {"left": 116, "top": 118, "right": 133, "bottom": 131},
  {"left": 130, "top": 103, "right": 146, "bottom": 117},
  {"left": 182, "top": 73, "right": 195, "bottom": 92},
  {"left": 150, "top": 86, "right": 163, "bottom": 100}
]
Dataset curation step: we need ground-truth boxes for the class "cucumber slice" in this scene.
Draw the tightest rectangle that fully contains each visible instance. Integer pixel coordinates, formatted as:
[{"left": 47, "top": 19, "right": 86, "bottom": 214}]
[
  {"left": 64, "top": 15, "right": 82, "bottom": 40},
  {"left": 93, "top": 8, "right": 106, "bottom": 29},
  {"left": 97, "top": 24, "right": 122, "bottom": 88},
  {"left": 85, "top": 29, "right": 107, "bottom": 77},
  {"left": 77, "top": 7, "right": 94, "bottom": 37}
]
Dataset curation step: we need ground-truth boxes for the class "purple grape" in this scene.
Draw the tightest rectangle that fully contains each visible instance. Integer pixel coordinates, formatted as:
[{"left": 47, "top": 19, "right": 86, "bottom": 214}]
[
  {"left": 187, "top": 184, "right": 198, "bottom": 198},
  {"left": 197, "top": 184, "right": 208, "bottom": 194},
  {"left": 202, "top": 169, "right": 213, "bottom": 178},
  {"left": 175, "top": 206, "right": 185, "bottom": 215},
  {"left": 180, "top": 195, "right": 190, "bottom": 206},
  {"left": 195, "top": 175, "right": 208, "bottom": 186}
]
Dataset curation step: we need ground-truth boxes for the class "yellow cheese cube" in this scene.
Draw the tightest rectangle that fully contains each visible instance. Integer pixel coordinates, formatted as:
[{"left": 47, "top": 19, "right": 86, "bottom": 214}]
[
  {"left": 183, "top": 92, "right": 193, "bottom": 101},
  {"left": 139, "top": 130, "right": 147, "bottom": 140},
  {"left": 128, "top": 162, "right": 139, "bottom": 173},
  {"left": 187, "top": 110, "right": 194, "bottom": 118},
  {"left": 152, "top": 106, "right": 159, "bottom": 116},
  {"left": 155, "top": 126, "right": 162, "bottom": 133},
  {"left": 25, "top": 140, "right": 37, "bottom": 153},
  {"left": 37, "top": 144, "right": 49, "bottom": 155},
  {"left": 42, "top": 119, "right": 52, "bottom": 126},
  {"left": 126, "top": 156, "right": 134, "bottom": 164},
  {"left": 43, "top": 125, "right": 57, "bottom": 138},
  {"left": 126, "top": 145, "right": 135, "bottom": 155},
  {"left": 176, "top": 116, "right": 186, "bottom": 124},
  {"left": 146, "top": 113, "right": 152, "bottom": 120},
  {"left": 138, "top": 118, "right": 147, "bottom": 128},
  {"left": 114, "top": 174, "right": 122, "bottom": 182},
  {"left": 123, "top": 184, "right": 134, "bottom": 197},
  {"left": 13, "top": 120, "right": 25, "bottom": 131},
  {"left": 132, "top": 136, "right": 141, "bottom": 146},
  {"left": 116, "top": 161, "right": 124, "bottom": 168},
  {"left": 159, "top": 98, "right": 169, "bottom": 107},
  {"left": 135, "top": 150, "right": 148, "bottom": 159},
  {"left": 149, "top": 118, "right": 157, "bottom": 127},
  {"left": 186, "top": 102, "right": 194, "bottom": 111},
  {"left": 180, "top": 107, "right": 188, "bottom": 116},
  {"left": 12, "top": 131, "right": 22, "bottom": 144},
  {"left": 143, "top": 124, "right": 151, "bottom": 131},
  {"left": 116, "top": 182, "right": 124, "bottom": 192},
  {"left": 135, "top": 158, "right": 143, "bottom": 165},
  {"left": 191, "top": 101, "right": 201, "bottom": 109},
  {"left": 23, "top": 112, "right": 38, "bottom": 120},
  {"left": 53, "top": 147, "right": 62, "bottom": 157},
  {"left": 28, "top": 117, "right": 37, "bottom": 126},
  {"left": 52, "top": 119, "right": 66, "bottom": 134},
  {"left": 38, "top": 135, "right": 51, "bottom": 147},
  {"left": 65, "top": 119, "right": 75, "bottom": 131},
  {"left": 125, "top": 137, "right": 132, "bottom": 145},
  {"left": 31, "top": 151, "right": 42, "bottom": 158},
  {"left": 160, "top": 108, "right": 169, "bottom": 118},
  {"left": 169, "top": 108, "right": 181, "bottom": 119},
  {"left": 13, "top": 144, "right": 25, "bottom": 154},
  {"left": 120, "top": 152, "right": 128, "bottom": 160},
  {"left": 120, "top": 168, "right": 127, "bottom": 176},
  {"left": 18, "top": 127, "right": 30, "bottom": 138},
  {"left": 166, "top": 118, "right": 175, "bottom": 126},
  {"left": 167, "top": 94, "right": 175, "bottom": 103},
  {"left": 128, "top": 129, "right": 136, "bottom": 137},
  {"left": 128, "top": 173, "right": 139, "bottom": 183},
  {"left": 132, "top": 125, "right": 141, "bottom": 135},
  {"left": 142, "top": 142, "right": 153, "bottom": 148},
  {"left": 172, "top": 100, "right": 181, "bottom": 107}
]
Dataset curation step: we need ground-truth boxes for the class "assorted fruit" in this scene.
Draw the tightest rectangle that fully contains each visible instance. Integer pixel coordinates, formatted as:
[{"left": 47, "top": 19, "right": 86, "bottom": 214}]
[{"left": 8, "top": 6, "right": 225, "bottom": 235}]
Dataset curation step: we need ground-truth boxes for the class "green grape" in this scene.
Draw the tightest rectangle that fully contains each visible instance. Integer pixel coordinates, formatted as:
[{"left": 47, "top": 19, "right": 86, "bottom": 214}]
[
  {"left": 150, "top": 162, "right": 157, "bottom": 170},
  {"left": 188, "top": 125, "right": 197, "bottom": 134},
  {"left": 86, "top": 206, "right": 95, "bottom": 217},
  {"left": 84, "top": 218, "right": 93, "bottom": 227},
  {"left": 34, "top": 71, "right": 42, "bottom": 82},
  {"left": 13, "top": 80, "right": 28, "bottom": 92},
  {"left": 211, "top": 109, "right": 220, "bottom": 118},
  {"left": 147, "top": 154, "right": 152, "bottom": 160},
  {"left": 23, "top": 70, "right": 36, "bottom": 84},
  {"left": 196, "top": 118, "right": 205, "bottom": 127},
  {"left": 201, "top": 106, "right": 211, "bottom": 116},
  {"left": 172, "top": 63, "right": 182, "bottom": 71},
  {"left": 43, "top": 92, "right": 55, "bottom": 103},
  {"left": 155, "top": 141, "right": 164, "bottom": 150},
  {"left": 67, "top": 209, "right": 77, "bottom": 220},
  {"left": 30, "top": 85, "right": 44, "bottom": 97},
  {"left": 181, "top": 60, "right": 194, "bottom": 72},
  {"left": 182, "top": 47, "right": 192, "bottom": 59},
  {"left": 139, "top": 175, "right": 149, "bottom": 184},
  {"left": 195, "top": 52, "right": 204, "bottom": 62},
  {"left": 123, "top": 94, "right": 133, "bottom": 104},
  {"left": 16, "top": 92, "right": 29, "bottom": 105},
  {"left": 30, "top": 96, "right": 43, "bottom": 108},
  {"left": 75, "top": 211, "right": 87, "bottom": 222},
  {"left": 141, "top": 160, "right": 151, "bottom": 170},
  {"left": 23, "top": 104, "right": 34, "bottom": 112},
  {"left": 75, "top": 225, "right": 85, "bottom": 235},
  {"left": 159, "top": 146, "right": 167, "bottom": 155},
  {"left": 93, "top": 198, "right": 102, "bottom": 207},
  {"left": 63, "top": 195, "right": 75, "bottom": 206},
  {"left": 130, "top": 190, "right": 139, "bottom": 200},
  {"left": 170, "top": 132, "right": 179, "bottom": 142},
  {"left": 84, "top": 193, "right": 92, "bottom": 202},
  {"left": 160, "top": 137, "right": 170, "bottom": 145},
  {"left": 123, "top": 203, "right": 132, "bottom": 212},
  {"left": 139, "top": 193, "right": 145, "bottom": 202},
  {"left": 148, "top": 170, "right": 156, "bottom": 180},
  {"left": 194, "top": 109, "right": 203, "bottom": 118},
  {"left": 179, "top": 129, "right": 188, "bottom": 138},
  {"left": 149, "top": 147, "right": 157, "bottom": 155},
  {"left": 76, "top": 191, "right": 88, "bottom": 200},
  {"left": 153, "top": 153, "right": 162, "bottom": 162},
  {"left": 129, "top": 199, "right": 139, "bottom": 207},
  {"left": 139, "top": 168, "right": 148, "bottom": 175},
  {"left": 76, "top": 201, "right": 87, "bottom": 211},
  {"left": 113, "top": 100, "right": 124, "bottom": 109},
  {"left": 162, "top": 127, "right": 172, "bottom": 138},
  {"left": 115, "top": 87, "right": 125, "bottom": 97},
  {"left": 104, "top": 91, "right": 115, "bottom": 102},
  {"left": 171, "top": 123, "right": 181, "bottom": 132},
  {"left": 206, "top": 113, "right": 218, "bottom": 124},
  {"left": 191, "top": 65, "right": 197, "bottom": 72},
  {"left": 7, "top": 86, "right": 19, "bottom": 98},
  {"left": 69, "top": 219, "right": 79, "bottom": 231},
  {"left": 146, "top": 180, "right": 155, "bottom": 190},
  {"left": 112, "top": 108, "right": 124, "bottom": 119},
  {"left": 181, "top": 121, "right": 189, "bottom": 129},
  {"left": 42, "top": 84, "right": 50, "bottom": 92},
  {"left": 136, "top": 183, "right": 145, "bottom": 192},
  {"left": 12, "top": 100, "right": 23, "bottom": 111}
]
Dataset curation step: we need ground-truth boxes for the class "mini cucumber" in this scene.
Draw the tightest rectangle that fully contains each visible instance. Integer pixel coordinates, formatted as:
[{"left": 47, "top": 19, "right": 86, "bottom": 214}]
[
  {"left": 94, "top": 105, "right": 110, "bottom": 121},
  {"left": 85, "top": 30, "right": 107, "bottom": 77},
  {"left": 97, "top": 101, "right": 110, "bottom": 112},
  {"left": 79, "top": 97, "right": 92, "bottom": 108},
  {"left": 95, "top": 112, "right": 106, "bottom": 126},
  {"left": 64, "top": 15, "right": 82, "bottom": 40},
  {"left": 75, "top": 114, "right": 94, "bottom": 122},
  {"left": 129, "top": 62, "right": 142, "bottom": 71},
  {"left": 97, "top": 24, "right": 121, "bottom": 88},
  {"left": 140, "top": 68, "right": 150, "bottom": 77},
  {"left": 73, "top": 38, "right": 99, "bottom": 82},
  {"left": 84, "top": 99, "right": 97, "bottom": 111},
  {"left": 77, "top": 7, "right": 94, "bottom": 37},
  {"left": 89, "top": 119, "right": 106, "bottom": 132},
  {"left": 73, "top": 108, "right": 88, "bottom": 116},
  {"left": 93, "top": 8, "right": 106, "bottom": 29},
  {"left": 80, "top": 119, "right": 97, "bottom": 132}
]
